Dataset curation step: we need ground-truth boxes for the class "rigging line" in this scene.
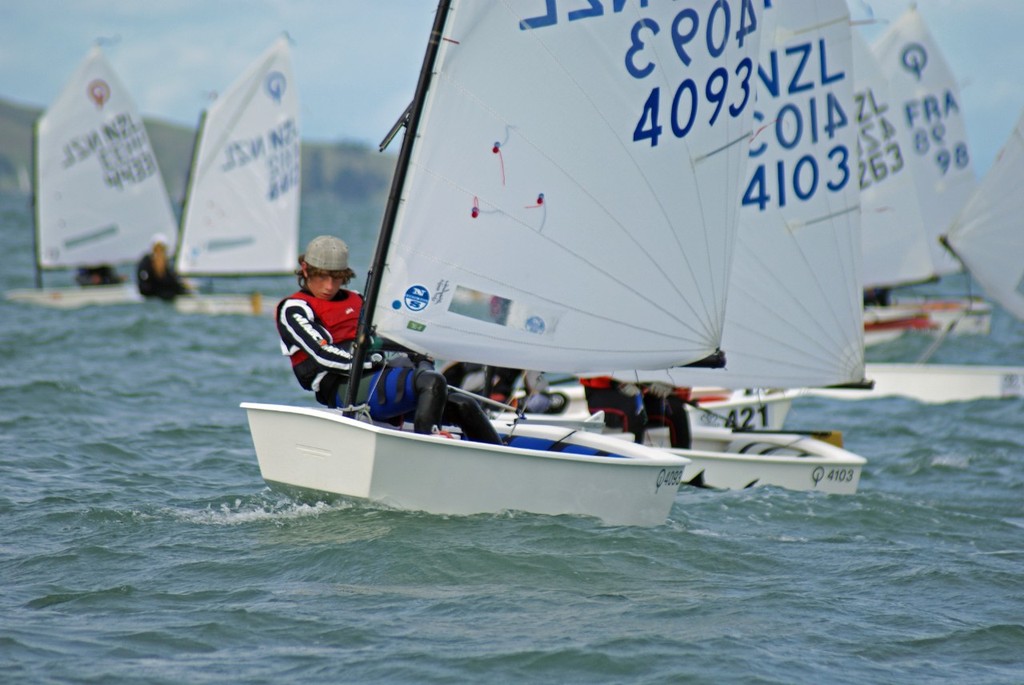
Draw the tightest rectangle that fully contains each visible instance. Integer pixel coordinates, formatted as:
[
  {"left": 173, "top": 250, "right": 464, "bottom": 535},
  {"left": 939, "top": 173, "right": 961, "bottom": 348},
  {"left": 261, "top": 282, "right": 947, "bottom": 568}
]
[
  {"left": 915, "top": 313, "right": 961, "bottom": 364},
  {"left": 693, "top": 131, "right": 753, "bottom": 164},
  {"left": 449, "top": 384, "right": 518, "bottom": 413},
  {"left": 789, "top": 204, "right": 860, "bottom": 229},
  {"left": 783, "top": 202, "right": 864, "bottom": 347},
  {"left": 729, "top": 242, "right": 854, "bottom": 361},
  {"left": 787, "top": 14, "right": 851, "bottom": 38}
]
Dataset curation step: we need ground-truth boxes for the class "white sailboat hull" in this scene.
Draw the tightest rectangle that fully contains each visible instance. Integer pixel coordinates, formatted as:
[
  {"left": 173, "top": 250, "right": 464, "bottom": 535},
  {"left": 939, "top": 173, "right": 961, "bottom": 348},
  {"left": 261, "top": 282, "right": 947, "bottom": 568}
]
[
  {"left": 917, "top": 298, "right": 992, "bottom": 336},
  {"left": 806, "top": 363, "right": 1024, "bottom": 404},
  {"left": 863, "top": 299, "right": 991, "bottom": 347},
  {"left": 5, "top": 283, "right": 142, "bottom": 309},
  {"left": 498, "top": 415, "right": 864, "bottom": 495},
  {"left": 863, "top": 304, "right": 933, "bottom": 347},
  {"left": 241, "top": 402, "right": 689, "bottom": 526},
  {"left": 496, "top": 386, "right": 863, "bottom": 494},
  {"left": 680, "top": 428, "right": 863, "bottom": 494},
  {"left": 174, "top": 293, "right": 274, "bottom": 316}
]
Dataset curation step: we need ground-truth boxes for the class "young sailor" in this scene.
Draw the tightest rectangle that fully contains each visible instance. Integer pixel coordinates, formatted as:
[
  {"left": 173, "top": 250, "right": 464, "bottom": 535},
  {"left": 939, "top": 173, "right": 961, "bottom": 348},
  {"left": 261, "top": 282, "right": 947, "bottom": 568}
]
[
  {"left": 581, "top": 377, "right": 692, "bottom": 448},
  {"left": 276, "top": 235, "right": 499, "bottom": 443},
  {"left": 137, "top": 234, "right": 189, "bottom": 300}
]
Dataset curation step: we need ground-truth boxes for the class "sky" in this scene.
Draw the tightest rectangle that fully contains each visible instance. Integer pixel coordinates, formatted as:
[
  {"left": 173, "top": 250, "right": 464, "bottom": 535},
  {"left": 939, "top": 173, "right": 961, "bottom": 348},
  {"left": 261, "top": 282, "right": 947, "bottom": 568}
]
[{"left": 2, "top": 0, "right": 1023, "bottom": 176}]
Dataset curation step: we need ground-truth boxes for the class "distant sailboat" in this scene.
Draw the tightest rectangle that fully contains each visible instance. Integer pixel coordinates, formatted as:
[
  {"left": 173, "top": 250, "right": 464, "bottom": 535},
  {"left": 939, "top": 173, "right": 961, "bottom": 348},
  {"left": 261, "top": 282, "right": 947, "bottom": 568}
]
[
  {"left": 943, "top": 109, "right": 1024, "bottom": 322},
  {"left": 173, "top": 37, "right": 300, "bottom": 315},
  {"left": 5, "top": 45, "right": 177, "bottom": 308},
  {"left": 798, "top": 8, "right": 1016, "bottom": 405},
  {"left": 867, "top": 4, "right": 991, "bottom": 338},
  {"left": 850, "top": 27, "right": 936, "bottom": 345}
]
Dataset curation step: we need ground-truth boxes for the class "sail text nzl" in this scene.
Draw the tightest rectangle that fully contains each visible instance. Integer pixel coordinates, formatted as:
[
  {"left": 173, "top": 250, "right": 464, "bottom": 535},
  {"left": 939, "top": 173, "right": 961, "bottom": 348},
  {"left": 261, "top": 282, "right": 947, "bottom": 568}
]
[{"left": 519, "top": 0, "right": 761, "bottom": 35}]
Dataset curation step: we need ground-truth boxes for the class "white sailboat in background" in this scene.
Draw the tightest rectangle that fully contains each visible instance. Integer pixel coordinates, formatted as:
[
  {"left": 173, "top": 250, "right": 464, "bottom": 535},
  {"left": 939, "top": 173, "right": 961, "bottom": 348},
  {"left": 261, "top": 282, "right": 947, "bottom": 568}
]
[
  {"left": 173, "top": 36, "right": 300, "bottom": 316},
  {"left": 944, "top": 108, "right": 1024, "bottom": 323},
  {"left": 558, "top": 0, "right": 867, "bottom": 493},
  {"left": 833, "top": 108, "right": 1024, "bottom": 405},
  {"left": 851, "top": 27, "right": 937, "bottom": 346},
  {"left": 801, "top": 9, "right": 1021, "bottom": 406},
  {"left": 5, "top": 45, "right": 177, "bottom": 308},
  {"left": 244, "top": 1, "right": 771, "bottom": 524},
  {"left": 866, "top": 4, "right": 991, "bottom": 338}
]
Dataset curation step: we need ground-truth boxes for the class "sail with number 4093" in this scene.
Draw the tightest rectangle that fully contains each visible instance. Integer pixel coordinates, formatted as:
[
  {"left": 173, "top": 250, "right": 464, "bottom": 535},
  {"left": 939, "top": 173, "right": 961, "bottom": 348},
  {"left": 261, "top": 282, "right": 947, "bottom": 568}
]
[{"left": 368, "top": 1, "right": 764, "bottom": 373}]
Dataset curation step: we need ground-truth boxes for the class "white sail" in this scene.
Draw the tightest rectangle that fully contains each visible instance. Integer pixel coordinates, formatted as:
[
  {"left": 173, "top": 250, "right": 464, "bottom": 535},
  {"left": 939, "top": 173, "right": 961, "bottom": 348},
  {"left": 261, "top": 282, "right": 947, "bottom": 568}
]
[
  {"left": 176, "top": 37, "right": 300, "bottom": 276},
  {"left": 35, "top": 46, "right": 176, "bottom": 269},
  {"left": 851, "top": 27, "right": 934, "bottom": 290},
  {"left": 944, "top": 110, "right": 1024, "bottom": 321},
  {"left": 871, "top": 5, "right": 976, "bottom": 276},
  {"left": 372, "top": 1, "right": 764, "bottom": 372},
  {"left": 677, "top": 0, "right": 863, "bottom": 390}
]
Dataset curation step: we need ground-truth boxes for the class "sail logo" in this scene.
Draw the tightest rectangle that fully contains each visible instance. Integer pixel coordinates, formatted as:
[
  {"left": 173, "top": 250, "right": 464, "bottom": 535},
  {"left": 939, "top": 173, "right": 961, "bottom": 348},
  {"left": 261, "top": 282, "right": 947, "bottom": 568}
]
[
  {"left": 402, "top": 285, "right": 430, "bottom": 312},
  {"left": 87, "top": 79, "right": 111, "bottom": 109},
  {"left": 524, "top": 316, "right": 546, "bottom": 334},
  {"left": 265, "top": 71, "right": 287, "bottom": 103},
  {"left": 899, "top": 43, "right": 928, "bottom": 81}
]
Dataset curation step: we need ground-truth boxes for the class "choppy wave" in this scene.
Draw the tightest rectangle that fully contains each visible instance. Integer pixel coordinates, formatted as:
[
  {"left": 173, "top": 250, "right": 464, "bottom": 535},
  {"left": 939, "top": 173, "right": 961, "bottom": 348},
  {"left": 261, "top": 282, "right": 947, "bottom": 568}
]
[{"left": 3, "top": 194, "right": 1024, "bottom": 683}]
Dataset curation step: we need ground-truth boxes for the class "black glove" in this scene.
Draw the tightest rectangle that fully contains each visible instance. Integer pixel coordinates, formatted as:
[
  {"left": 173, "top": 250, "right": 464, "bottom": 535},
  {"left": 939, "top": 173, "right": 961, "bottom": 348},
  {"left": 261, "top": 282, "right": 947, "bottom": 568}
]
[{"left": 407, "top": 352, "right": 435, "bottom": 372}]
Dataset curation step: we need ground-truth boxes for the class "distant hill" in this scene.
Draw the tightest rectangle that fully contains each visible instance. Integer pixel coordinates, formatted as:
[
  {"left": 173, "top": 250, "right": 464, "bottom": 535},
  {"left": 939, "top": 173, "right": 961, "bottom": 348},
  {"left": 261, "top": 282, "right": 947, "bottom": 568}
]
[{"left": 0, "top": 96, "right": 396, "bottom": 203}]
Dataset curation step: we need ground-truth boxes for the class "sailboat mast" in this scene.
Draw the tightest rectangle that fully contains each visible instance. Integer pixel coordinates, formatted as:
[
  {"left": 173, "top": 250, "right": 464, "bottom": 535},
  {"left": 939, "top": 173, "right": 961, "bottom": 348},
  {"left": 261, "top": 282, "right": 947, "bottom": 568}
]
[
  {"left": 31, "top": 119, "right": 42, "bottom": 289},
  {"left": 176, "top": 110, "right": 208, "bottom": 262},
  {"left": 344, "top": 0, "right": 452, "bottom": 410}
]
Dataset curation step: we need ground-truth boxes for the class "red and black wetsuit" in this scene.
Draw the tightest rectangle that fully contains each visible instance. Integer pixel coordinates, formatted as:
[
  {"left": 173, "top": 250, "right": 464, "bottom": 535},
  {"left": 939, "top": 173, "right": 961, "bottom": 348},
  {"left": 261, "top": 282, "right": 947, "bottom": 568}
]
[
  {"left": 277, "top": 288, "right": 375, "bottom": 406},
  {"left": 276, "top": 288, "right": 501, "bottom": 444}
]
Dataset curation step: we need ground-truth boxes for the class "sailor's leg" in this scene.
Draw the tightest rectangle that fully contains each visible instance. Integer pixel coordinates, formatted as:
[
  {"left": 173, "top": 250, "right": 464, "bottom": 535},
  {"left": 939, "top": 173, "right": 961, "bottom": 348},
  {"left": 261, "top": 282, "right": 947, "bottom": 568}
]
[
  {"left": 413, "top": 369, "right": 448, "bottom": 434},
  {"left": 644, "top": 395, "right": 692, "bottom": 449},
  {"left": 444, "top": 392, "right": 502, "bottom": 444}
]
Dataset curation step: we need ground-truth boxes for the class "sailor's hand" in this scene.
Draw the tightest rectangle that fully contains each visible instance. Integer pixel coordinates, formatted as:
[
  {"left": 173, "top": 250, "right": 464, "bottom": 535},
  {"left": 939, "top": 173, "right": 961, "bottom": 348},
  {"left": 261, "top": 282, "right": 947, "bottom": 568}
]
[
  {"left": 618, "top": 382, "right": 641, "bottom": 397},
  {"left": 407, "top": 352, "right": 435, "bottom": 371},
  {"left": 646, "top": 381, "right": 675, "bottom": 399}
]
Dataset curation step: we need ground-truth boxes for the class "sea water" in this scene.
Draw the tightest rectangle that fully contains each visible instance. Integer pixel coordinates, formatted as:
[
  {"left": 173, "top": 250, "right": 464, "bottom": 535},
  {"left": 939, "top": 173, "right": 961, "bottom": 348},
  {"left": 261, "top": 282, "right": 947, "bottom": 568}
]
[{"left": 1, "top": 193, "right": 1022, "bottom": 684}]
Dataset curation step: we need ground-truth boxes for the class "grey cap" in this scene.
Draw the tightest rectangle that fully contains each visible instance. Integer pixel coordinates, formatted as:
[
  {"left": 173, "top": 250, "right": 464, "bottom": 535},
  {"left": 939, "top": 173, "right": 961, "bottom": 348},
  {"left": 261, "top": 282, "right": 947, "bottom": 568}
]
[{"left": 304, "top": 235, "right": 349, "bottom": 271}]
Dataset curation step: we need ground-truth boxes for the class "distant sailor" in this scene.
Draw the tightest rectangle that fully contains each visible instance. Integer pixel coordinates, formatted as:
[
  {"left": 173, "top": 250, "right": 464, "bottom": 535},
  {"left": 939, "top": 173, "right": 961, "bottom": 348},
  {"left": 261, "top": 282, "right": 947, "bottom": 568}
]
[
  {"left": 581, "top": 377, "right": 692, "bottom": 448},
  {"left": 137, "top": 234, "right": 189, "bottom": 300},
  {"left": 75, "top": 264, "right": 125, "bottom": 286}
]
